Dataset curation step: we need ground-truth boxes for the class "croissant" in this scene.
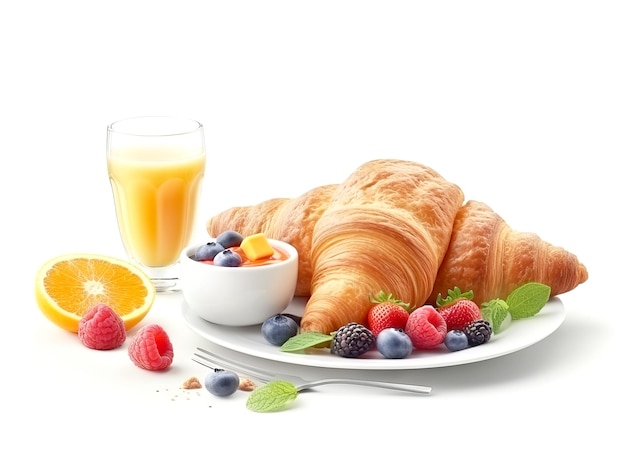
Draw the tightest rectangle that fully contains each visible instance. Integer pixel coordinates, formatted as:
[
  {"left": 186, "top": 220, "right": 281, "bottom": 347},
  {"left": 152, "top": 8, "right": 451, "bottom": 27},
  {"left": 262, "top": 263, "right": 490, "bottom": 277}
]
[
  {"left": 427, "top": 200, "right": 589, "bottom": 306},
  {"left": 301, "top": 159, "right": 464, "bottom": 334}
]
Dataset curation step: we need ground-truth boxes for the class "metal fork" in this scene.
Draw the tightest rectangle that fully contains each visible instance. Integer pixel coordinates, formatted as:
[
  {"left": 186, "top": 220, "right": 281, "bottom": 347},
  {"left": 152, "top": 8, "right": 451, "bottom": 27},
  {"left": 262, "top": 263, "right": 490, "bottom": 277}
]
[{"left": 193, "top": 347, "right": 431, "bottom": 395}]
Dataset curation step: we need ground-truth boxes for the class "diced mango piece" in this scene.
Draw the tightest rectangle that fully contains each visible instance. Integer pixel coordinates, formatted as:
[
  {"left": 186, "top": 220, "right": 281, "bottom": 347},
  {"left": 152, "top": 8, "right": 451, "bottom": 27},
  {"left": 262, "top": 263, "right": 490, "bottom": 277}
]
[{"left": 240, "top": 233, "right": 275, "bottom": 261}]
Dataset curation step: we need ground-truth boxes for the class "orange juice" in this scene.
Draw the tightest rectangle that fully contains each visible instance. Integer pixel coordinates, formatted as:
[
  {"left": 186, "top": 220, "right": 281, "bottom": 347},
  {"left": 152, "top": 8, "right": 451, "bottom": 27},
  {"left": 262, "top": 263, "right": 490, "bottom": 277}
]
[{"left": 108, "top": 145, "right": 205, "bottom": 267}]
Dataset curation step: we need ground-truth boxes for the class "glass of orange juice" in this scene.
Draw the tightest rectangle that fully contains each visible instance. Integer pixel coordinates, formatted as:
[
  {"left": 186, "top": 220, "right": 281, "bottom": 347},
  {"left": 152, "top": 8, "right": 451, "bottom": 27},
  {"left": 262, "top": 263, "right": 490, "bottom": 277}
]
[{"left": 106, "top": 116, "right": 206, "bottom": 292}]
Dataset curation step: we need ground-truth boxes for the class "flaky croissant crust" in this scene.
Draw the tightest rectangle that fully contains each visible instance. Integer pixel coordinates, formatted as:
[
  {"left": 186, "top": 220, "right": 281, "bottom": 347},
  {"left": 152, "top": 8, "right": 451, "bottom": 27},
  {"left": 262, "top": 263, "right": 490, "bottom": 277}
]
[
  {"left": 302, "top": 159, "right": 464, "bottom": 333},
  {"left": 427, "top": 200, "right": 589, "bottom": 306}
]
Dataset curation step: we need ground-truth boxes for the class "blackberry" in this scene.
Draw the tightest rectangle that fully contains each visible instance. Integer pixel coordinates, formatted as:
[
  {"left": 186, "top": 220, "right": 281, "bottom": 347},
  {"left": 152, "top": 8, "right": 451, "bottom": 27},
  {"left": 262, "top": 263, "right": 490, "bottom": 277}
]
[
  {"left": 463, "top": 319, "right": 492, "bottom": 347},
  {"left": 330, "top": 322, "right": 375, "bottom": 358}
]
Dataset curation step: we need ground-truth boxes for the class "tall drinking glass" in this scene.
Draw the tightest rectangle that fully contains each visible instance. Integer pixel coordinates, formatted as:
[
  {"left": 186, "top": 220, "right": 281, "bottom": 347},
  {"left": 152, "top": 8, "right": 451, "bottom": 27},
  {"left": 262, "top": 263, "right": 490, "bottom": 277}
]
[{"left": 107, "top": 116, "right": 206, "bottom": 292}]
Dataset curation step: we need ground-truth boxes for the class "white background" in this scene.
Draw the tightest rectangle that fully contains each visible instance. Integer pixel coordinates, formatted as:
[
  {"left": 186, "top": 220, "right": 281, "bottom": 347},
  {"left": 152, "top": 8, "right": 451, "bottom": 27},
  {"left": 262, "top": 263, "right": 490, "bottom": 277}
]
[{"left": 1, "top": 1, "right": 623, "bottom": 469}]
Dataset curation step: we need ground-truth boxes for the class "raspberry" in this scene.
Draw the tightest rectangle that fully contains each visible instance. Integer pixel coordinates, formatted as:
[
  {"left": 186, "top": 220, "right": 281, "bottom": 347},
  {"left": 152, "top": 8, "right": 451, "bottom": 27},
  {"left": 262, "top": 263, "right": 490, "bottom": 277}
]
[
  {"left": 404, "top": 305, "right": 447, "bottom": 349},
  {"left": 78, "top": 304, "right": 126, "bottom": 350},
  {"left": 128, "top": 324, "right": 174, "bottom": 371}
]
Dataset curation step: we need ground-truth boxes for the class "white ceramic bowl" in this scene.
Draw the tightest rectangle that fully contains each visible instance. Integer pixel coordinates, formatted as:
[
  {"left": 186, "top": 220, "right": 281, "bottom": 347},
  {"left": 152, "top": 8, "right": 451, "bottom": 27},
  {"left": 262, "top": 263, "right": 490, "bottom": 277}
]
[{"left": 180, "top": 239, "right": 299, "bottom": 326}]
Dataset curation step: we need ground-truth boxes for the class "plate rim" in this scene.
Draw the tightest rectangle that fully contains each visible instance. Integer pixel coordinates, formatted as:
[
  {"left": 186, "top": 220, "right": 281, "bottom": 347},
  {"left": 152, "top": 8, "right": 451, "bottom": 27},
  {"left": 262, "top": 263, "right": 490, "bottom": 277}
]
[{"left": 181, "top": 296, "right": 566, "bottom": 370}]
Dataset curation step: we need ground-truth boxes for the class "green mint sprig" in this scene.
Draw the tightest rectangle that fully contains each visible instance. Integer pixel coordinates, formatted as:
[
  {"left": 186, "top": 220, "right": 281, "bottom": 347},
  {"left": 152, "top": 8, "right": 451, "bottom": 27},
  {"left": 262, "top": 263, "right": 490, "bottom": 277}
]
[
  {"left": 481, "top": 282, "right": 551, "bottom": 334},
  {"left": 480, "top": 298, "right": 509, "bottom": 334},
  {"left": 280, "top": 332, "right": 333, "bottom": 352},
  {"left": 507, "top": 282, "right": 551, "bottom": 319},
  {"left": 246, "top": 380, "right": 298, "bottom": 412}
]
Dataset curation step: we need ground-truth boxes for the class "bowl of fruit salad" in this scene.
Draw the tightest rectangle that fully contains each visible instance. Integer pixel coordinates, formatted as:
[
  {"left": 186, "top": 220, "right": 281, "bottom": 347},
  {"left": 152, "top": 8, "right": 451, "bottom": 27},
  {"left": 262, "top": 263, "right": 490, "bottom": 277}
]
[{"left": 180, "top": 231, "right": 299, "bottom": 326}]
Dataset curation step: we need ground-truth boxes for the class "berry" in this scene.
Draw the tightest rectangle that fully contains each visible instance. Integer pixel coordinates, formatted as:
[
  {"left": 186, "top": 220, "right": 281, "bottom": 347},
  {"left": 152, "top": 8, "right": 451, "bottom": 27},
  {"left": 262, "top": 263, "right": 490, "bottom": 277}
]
[
  {"left": 376, "top": 328, "right": 413, "bottom": 359},
  {"left": 404, "top": 305, "right": 447, "bottom": 350},
  {"left": 464, "top": 319, "right": 492, "bottom": 347},
  {"left": 435, "top": 287, "right": 482, "bottom": 331},
  {"left": 215, "top": 230, "right": 244, "bottom": 249},
  {"left": 128, "top": 324, "right": 174, "bottom": 371},
  {"left": 438, "top": 298, "right": 482, "bottom": 331},
  {"left": 261, "top": 314, "right": 299, "bottom": 346},
  {"left": 366, "top": 291, "right": 410, "bottom": 337},
  {"left": 444, "top": 330, "right": 469, "bottom": 351},
  {"left": 330, "top": 322, "right": 375, "bottom": 358},
  {"left": 213, "top": 249, "right": 242, "bottom": 267},
  {"left": 204, "top": 368, "right": 240, "bottom": 397},
  {"left": 78, "top": 303, "right": 126, "bottom": 350},
  {"left": 195, "top": 241, "right": 225, "bottom": 261}
]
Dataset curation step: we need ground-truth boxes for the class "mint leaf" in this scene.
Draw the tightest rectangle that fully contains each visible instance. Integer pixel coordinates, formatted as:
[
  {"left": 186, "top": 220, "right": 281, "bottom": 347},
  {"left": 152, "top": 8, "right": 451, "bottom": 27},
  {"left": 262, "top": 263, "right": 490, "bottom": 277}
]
[
  {"left": 280, "top": 332, "right": 333, "bottom": 352},
  {"left": 246, "top": 380, "right": 298, "bottom": 412},
  {"left": 506, "top": 282, "right": 551, "bottom": 320},
  {"left": 481, "top": 298, "right": 510, "bottom": 334}
]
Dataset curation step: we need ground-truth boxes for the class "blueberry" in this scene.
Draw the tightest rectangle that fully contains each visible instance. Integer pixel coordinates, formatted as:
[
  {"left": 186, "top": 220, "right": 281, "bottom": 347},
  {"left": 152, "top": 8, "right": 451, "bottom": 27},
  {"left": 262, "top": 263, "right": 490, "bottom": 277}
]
[
  {"left": 261, "top": 314, "right": 299, "bottom": 346},
  {"left": 216, "top": 230, "right": 244, "bottom": 249},
  {"left": 204, "top": 368, "right": 240, "bottom": 396},
  {"left": 375, "top": 328, "right": 413, "bottom": 359},
  {"left": 213, "top": 249, "right": 242, "bottom": 267},
  {"left": 195, "top": 241, "right": 225, "bottom": 261},
  {"left": 444, "top": 330, "right": 469, "bottom": 352}
]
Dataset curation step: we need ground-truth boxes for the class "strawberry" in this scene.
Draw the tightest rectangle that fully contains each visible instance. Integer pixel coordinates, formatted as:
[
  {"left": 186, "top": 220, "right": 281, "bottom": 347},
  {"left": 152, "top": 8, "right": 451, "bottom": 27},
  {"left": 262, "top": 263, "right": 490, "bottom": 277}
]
[
  {"left": 435, "top": 287, "right": 482, "bottom": 331},
  {"left": 404, "top": 305, "right": 447, "bottom": 349},
  {"left": 366, "top": 291, "right": 411, "bottom": 337}
]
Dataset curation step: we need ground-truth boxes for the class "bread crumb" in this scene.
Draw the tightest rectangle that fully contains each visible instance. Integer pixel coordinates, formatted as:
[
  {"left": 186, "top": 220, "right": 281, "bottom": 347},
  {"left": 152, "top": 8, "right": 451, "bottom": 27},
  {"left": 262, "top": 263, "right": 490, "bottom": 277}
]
[
  {"left": 182, "top": 376, "right": 203, "bottom": 389},
  {"left": 239, "top": 377, "right": 256, "bottom": 391}
]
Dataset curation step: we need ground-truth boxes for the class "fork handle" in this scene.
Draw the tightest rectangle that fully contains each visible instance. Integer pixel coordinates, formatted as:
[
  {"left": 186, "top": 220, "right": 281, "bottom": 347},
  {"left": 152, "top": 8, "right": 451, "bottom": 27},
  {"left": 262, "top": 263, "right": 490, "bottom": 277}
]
[{"left": 304, "top": 378, "right": 432, "bottom": 395}]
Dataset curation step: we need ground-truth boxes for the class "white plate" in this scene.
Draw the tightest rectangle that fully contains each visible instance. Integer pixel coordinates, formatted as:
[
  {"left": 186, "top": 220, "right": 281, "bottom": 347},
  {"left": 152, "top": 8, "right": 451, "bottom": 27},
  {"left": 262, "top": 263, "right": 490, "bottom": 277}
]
[{"left": 181, "top": 296, "right": 566, "bottom": 370}]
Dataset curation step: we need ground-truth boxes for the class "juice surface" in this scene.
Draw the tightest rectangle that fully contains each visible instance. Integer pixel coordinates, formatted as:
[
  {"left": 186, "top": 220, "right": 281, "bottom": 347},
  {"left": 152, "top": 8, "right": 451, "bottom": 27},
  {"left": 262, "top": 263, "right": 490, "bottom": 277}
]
[{"left": 108, "top": 146, "right": 205, "bottom": 267}]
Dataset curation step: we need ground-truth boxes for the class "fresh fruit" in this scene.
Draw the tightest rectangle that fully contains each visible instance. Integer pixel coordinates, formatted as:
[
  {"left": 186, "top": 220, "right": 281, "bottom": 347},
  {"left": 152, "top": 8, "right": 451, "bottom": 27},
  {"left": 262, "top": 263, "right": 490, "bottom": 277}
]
[
  {"left": 404, "top": 305, "right": 447, "bottom": 349},
  {"left": 436, "top": 287, "right": 482, "bottom": 331},
  {"left": 128, "top": 324, "right": 174, "bottom": 371},
  {"left": 444, "top": 330, "right": 469, "bottom": 352},
  {"left": 34, "top": 253, "right": 156, "bottom": 333},
  {"left": 204, "top": 368, "right": 240, "bottom": 397},
  {"left": 464, "top": 319, "right": 493, "bottom": 347},
  {"left": 330, "top": 322, "right": 375, "bottom": 358},
  {"left": 213, "top": 248, "right": 243, "bottom": 267},
  {"left": 195, "top": 241, "right": 225, "bottom": 261},
  {"left": 366, "top": 291, "right": 411, "bottom": 337},
  {"left": 240, "top": 233, "right": 274, "bottom": 261},
  {"left": 376, "top": 328, "right": 413, "bottom": 359},
  {"left": 439, "top": 298, "right": 482, "bottom": 331},
  {"left": 261, "top": 314, "right": 299, "bottom": 346},
  {"left": 215, "top": 230, "right": 244, "bottom": 249},
  {"left": 78, "top": 304, "right": 126, "bottom": 350}
]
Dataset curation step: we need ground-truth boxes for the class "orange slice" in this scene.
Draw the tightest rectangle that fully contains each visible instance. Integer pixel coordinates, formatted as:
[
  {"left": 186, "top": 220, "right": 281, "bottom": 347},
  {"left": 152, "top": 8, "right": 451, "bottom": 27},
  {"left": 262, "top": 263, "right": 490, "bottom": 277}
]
[{"left": 35, "top": 253, "right": 156, "bottom": 333}]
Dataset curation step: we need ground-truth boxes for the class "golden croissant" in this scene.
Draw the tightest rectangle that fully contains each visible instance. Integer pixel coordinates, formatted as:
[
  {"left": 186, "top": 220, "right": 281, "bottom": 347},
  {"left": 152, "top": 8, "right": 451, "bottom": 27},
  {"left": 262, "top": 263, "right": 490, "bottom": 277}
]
[
  {"left": 427, "top": 199, "right": 589, "bottom": 306},
  {"left": 207, "top": 159, "right": 588, "bottom": 334}
]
